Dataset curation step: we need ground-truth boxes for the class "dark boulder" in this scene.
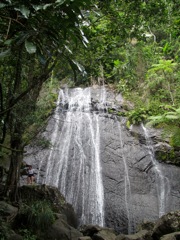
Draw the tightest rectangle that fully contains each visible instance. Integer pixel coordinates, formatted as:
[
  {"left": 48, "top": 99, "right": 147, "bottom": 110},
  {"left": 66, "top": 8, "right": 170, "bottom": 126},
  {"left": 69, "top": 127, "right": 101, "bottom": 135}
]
[
  {"left": 44, "top": 218, "right": 83, "bottom": 240},
  {"left": 160, "top": 232, "right": 180, "bottom": 240},
  {"left": 20, "top": 184, "right": 78, "bottom": 228},
  {"left": 0, "top": 201, "right": 18, "bottom": 222},
  {"left": 80, "top": 224, "right": 117, "bottom": 240},
  {"left": 80, "top": 225, "right": 101, "bottom": 237},
  {"left": 92, "top": 228, "right": 116, "bottom": 240},
  {"left": 151, "top": 211, "right": 180, "bottom": 240},
  {"left": 78, "top": 237, "right": 92, "bottom": 240},
  {"left": 115, "top": 230, "right": 152, "bottom": 240}
]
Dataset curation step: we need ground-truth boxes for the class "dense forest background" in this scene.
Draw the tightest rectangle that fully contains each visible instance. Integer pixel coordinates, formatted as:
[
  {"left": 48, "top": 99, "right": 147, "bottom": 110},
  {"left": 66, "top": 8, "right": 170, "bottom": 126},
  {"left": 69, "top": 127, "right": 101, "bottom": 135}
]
[{"left": 0, "top": 0, "right": 180, "bottom": 203}]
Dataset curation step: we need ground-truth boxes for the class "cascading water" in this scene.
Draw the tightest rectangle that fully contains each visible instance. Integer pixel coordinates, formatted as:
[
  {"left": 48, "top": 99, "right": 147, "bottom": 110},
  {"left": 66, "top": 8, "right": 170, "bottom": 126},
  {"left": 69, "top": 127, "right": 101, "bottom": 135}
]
[
  {"left": 42, "top": 87, "right": 104, "bottom": 226},
  {"left": 117, "top": 120, "right": 134, "bottom": 234},
  {"left": 24, "top": 86, "right": 180, "bottom": 234},
  {"left": 141, "top": 124, "right": 170, "bottom": 217},
  {"left": 37, "top": 89, "right": 65, "bottom": 184}
]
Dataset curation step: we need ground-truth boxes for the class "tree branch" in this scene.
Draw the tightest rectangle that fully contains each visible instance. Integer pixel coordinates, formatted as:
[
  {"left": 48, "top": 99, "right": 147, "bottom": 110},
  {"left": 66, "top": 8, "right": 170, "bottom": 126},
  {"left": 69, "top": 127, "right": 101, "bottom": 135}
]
[
  {"left": 0, "top": 60, "right": 57, "bottom": 116},
  {"left": 0, "top": 15, "right": 25, "bottom": 27},
  {"left": 0, "top": 143, "right": 25, "bottom": 152}
]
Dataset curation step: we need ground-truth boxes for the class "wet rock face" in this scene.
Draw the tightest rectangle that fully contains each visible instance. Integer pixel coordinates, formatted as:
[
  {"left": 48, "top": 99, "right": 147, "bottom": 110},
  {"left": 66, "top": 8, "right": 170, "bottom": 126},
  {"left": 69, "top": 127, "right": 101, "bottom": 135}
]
[
  {"left": 114, "top": 211, "right": 180, "bottom": 240},
  {"left": 23, "top": 86, "right": 180, "bottom": 234},
  {"left": 100, "top": 117, "right": 180, "bottom": 233}
]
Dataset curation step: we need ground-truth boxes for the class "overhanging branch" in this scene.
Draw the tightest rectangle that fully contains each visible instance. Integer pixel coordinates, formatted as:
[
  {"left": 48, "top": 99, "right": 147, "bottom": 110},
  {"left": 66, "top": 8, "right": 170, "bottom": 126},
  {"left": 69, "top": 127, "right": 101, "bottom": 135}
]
[
  {"left": 0, "top": 60, "right": 57, "bottom": 116},
  {"left": 0, "top": 143, "right": 25, "bottom": 153}
]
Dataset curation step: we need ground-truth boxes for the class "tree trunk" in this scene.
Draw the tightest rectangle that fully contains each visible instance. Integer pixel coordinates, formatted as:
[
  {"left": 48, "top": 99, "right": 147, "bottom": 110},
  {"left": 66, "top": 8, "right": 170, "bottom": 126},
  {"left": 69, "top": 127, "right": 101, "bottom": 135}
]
[{"left": 4, "top": 129, "right": 23, "bottom": 202}]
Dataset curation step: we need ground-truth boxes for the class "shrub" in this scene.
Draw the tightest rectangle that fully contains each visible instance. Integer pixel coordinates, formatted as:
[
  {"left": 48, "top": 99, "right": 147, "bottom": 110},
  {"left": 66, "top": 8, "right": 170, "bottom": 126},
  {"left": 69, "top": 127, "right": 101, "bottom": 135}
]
[
  {"left": 0, "top": 220, "right": 12, "bottom": 240},
  {"left": 19, "top": 229, "right": 37, "bottom": 240},
  {"left": 127, "top": 107, "right": 152, "bottom": 125},
  {"left": 19, "top": 200, "right": 55, "bottom": 231}
]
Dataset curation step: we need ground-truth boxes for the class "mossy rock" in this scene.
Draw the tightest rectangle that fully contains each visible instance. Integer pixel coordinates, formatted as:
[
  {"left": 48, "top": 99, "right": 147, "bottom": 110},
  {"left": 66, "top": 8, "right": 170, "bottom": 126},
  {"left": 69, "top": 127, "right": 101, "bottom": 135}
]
[
  {"left": 155, "top": 150, "right": 180, "bottom": 166},
  {"left": 19, "top": 185, "right": 78, "bottom": 228}
]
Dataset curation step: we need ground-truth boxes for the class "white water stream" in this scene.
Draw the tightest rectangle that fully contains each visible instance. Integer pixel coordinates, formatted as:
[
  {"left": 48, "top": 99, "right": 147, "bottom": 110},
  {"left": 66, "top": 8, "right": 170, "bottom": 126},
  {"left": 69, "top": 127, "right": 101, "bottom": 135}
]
[
  {"left": 141, "top": 124, "right": 170, "bottom": 217},
  {"left": 43, "top": 87, "right": 104, "bottom": 226},
  {"left": 117, "top": 121, "right": 134, "bottom": 234}
]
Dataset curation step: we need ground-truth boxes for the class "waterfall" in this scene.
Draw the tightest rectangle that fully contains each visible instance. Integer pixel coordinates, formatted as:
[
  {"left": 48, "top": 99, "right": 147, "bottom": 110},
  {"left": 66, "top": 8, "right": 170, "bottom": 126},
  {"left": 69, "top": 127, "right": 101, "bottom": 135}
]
[
  {"left": 43, "top": 87, "right": 104, "bottom": 226},
  {"left": 24, "top": 86, "right": 180, "bottom": 234},
  {"left": 141, "top": 124, "right": 170, "bottom": 217},
  {"left": 37, "top": 89, "right": 65, "bottom": 183},
  {"left": 117, "top": 120, "right": 134, "bottom": 234}
]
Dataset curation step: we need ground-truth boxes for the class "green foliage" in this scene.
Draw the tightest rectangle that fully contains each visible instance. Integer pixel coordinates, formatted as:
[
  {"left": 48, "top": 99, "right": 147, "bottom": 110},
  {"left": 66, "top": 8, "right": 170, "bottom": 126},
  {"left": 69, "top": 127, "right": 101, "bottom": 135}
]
[
  {"left": 144, "top": 55, "right": 180, "bottom": 105},
  {"left": 0, "top": 0, "right": 93, "bottom": 55},
  {"left": 19, "top": 201, "right": 55, "bottom": 231},
  {"left": 0, "top": 0, "right": 99, "bottom": 200},
  {"left": 147, "top": 107, "right": 180, "bottom": 147},
  {"left": 25, "top": 41, "right": 37, "bottom": 54},
  {"left": 21, "top": 76, "right": 59, "bottom": 145},
  {"left": 19, "top": 229, "right": 37, "bottom": 240},
  {"left": 148, "top": 107, "right": 180, "bottom": 125},
  {"left": 0, "top": 0, "right": 180, "bottom": 195},
  {"left": 0, "top": 0, "right": 95, "bottom": 145},
  {"left": 108, "top": 108, "right": 115, "bottom": 114},
  {"left": 127, "top": 108, "right": 152, "bottom": 125},
  {"left": 0, "top": 220, "right": 12, "bottom": 240},
  {"left": 0, "top": 205, "right": 12, "bottom": 239},
  {"left": 155, "top": 148, "right": 180, "bottom": 166},
  {"left": 147, "top": 59, "right": 177, "bottom": 74},
  {"left": 167, "top": 126, "right": 180, "bottom": 147}
]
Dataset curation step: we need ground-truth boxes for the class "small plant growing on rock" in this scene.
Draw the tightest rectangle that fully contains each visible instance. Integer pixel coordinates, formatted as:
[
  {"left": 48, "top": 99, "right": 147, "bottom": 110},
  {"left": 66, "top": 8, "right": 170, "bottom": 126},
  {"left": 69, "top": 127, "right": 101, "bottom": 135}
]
[
  {"left": 18, "top": 200, "right": 55, "bottom": 232},
  {"left": 19, "top": 229, "right": 37, "bottom": 240},
  {"left": 127, "top": 107, "right": 152, "bottom": 125}
]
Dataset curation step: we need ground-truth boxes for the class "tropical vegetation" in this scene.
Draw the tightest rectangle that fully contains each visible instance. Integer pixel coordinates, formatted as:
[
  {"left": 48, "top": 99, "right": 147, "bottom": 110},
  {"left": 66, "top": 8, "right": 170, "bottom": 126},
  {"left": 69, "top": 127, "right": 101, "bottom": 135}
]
[{"left": 0, "top": 0, "right": 179, "bottom": 204}]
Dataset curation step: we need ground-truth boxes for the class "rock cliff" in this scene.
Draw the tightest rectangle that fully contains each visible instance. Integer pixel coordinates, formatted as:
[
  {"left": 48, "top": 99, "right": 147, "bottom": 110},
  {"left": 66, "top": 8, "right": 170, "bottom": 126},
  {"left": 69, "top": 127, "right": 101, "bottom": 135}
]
[{"left": 22, "top": 86, "right": 180, "bottom": 234}]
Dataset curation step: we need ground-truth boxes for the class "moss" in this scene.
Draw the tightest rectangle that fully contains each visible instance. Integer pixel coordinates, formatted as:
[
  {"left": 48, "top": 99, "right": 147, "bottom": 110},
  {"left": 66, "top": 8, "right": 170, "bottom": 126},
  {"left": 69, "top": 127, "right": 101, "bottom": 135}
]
[
  {"left": 117, "top": 111, "right": 126, "bottom": 117},
  {"left": 155, "top": 150, "right": 180, "bottom": 166},
  {"left": 126, "top": 120, "right": 131, "bottom": 129},
  {"left": 108, "top": 108, "right": 115, "bottom": 114}
]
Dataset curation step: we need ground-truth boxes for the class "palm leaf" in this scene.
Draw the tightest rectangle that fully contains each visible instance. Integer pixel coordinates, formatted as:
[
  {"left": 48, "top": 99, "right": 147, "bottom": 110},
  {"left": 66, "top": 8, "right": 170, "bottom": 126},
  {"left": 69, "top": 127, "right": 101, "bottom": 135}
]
[
  {"left": 0, "top": 49, "right": 10, "bottom": 58},
  {"left": 15, "top": 6, "right": 30, "bottom": 18},
  {"left": 165, "top": 115, "right": 179, "bottom": 120},
  {"left": 25, "top": 40, "right": 37, "bottom": 54}
]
